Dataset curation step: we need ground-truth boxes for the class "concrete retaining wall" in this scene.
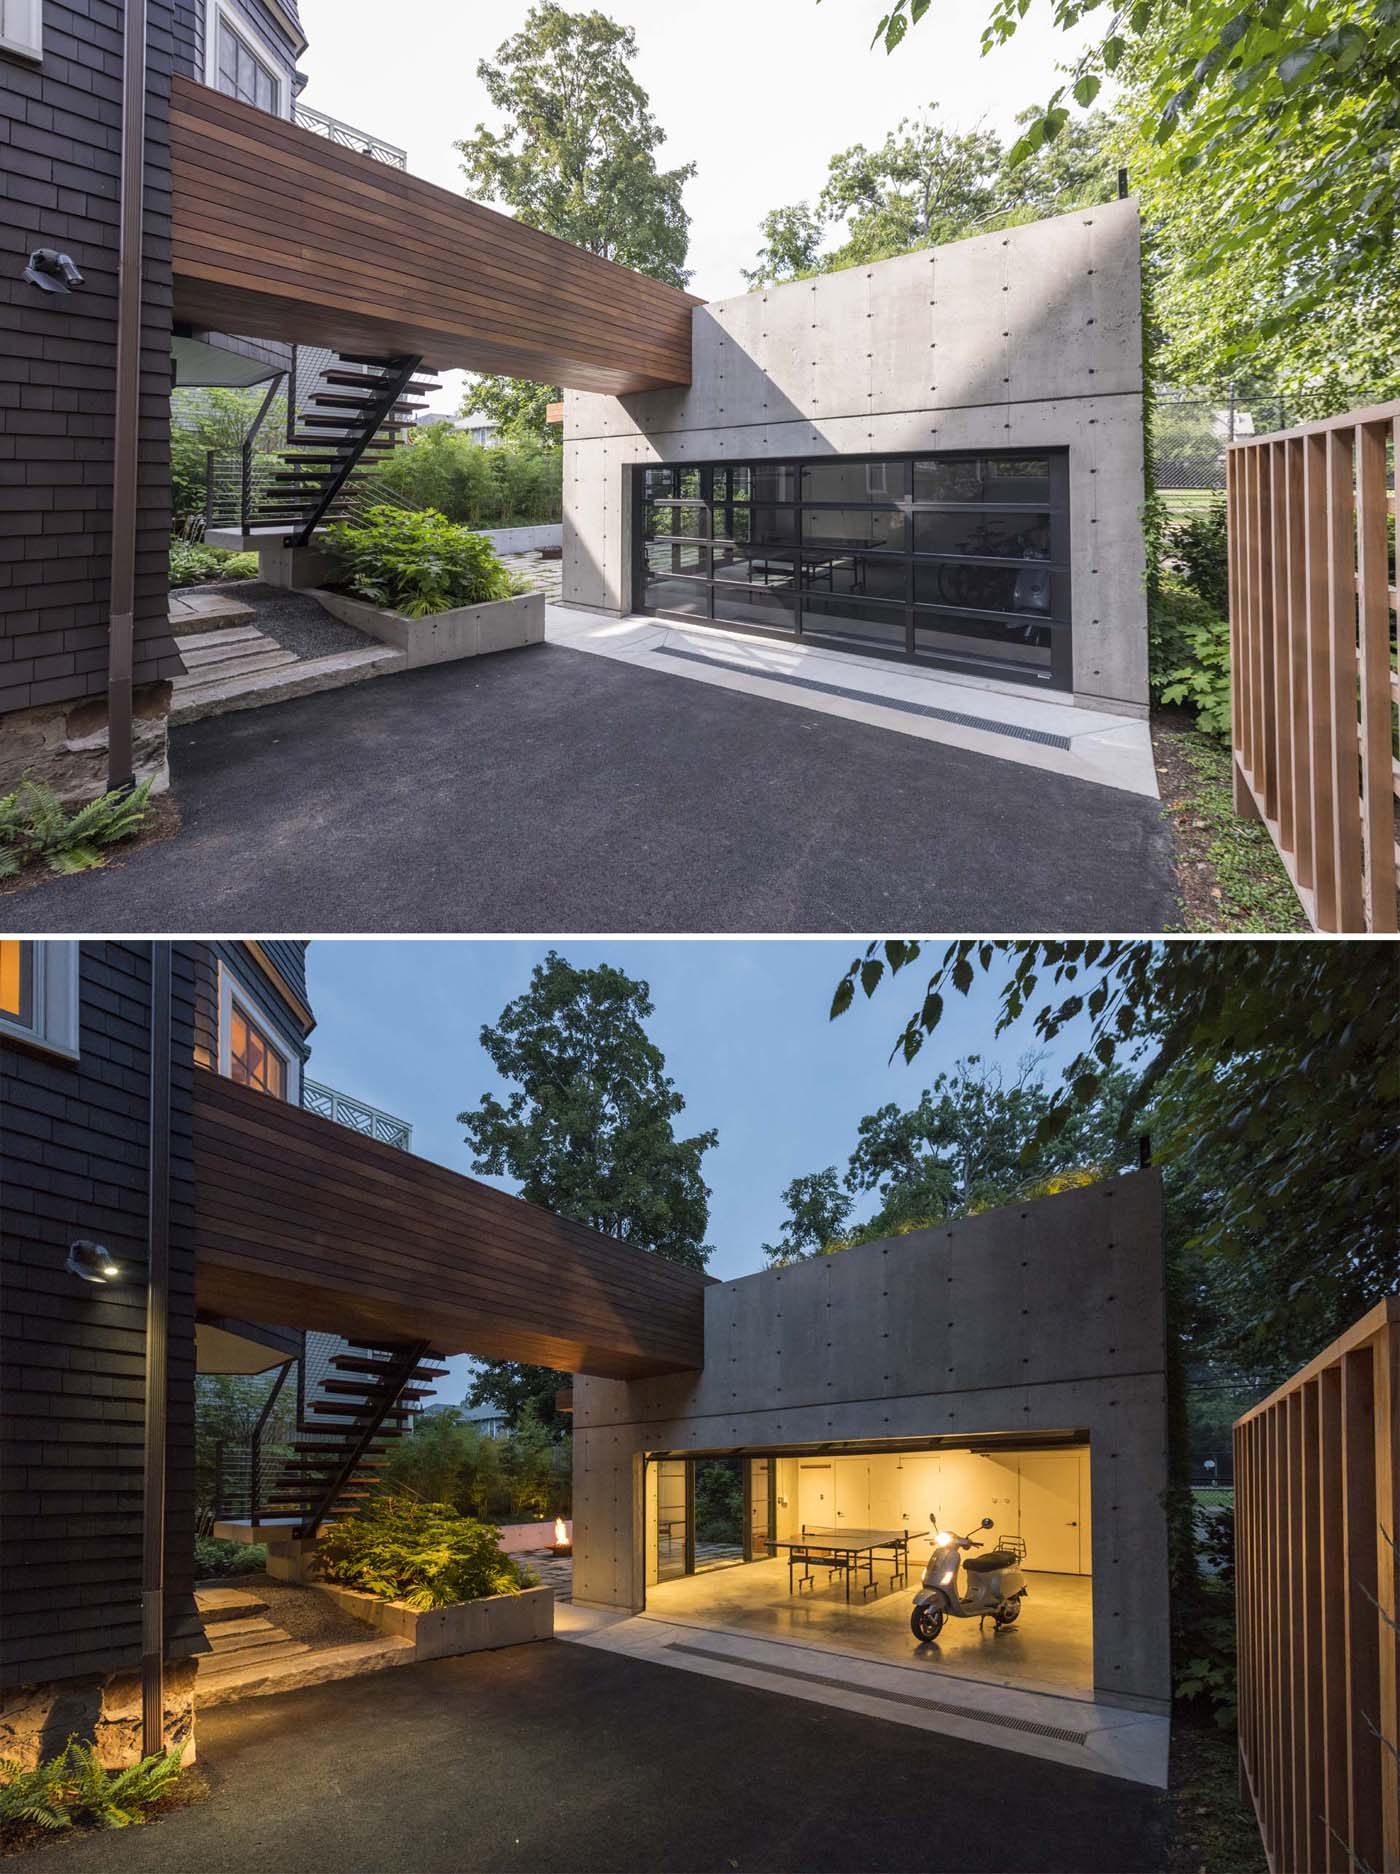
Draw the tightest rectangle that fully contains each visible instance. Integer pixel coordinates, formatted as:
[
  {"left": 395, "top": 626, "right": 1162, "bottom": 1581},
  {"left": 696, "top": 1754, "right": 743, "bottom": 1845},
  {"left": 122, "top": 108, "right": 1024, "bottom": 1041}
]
[
  {"left": 561, "top": 198, "right": 1148, "bottom": 712},
  {"left": 316, "top": 1583, "right": 554, "bottom": 1660},
  {"left": 572, "top": 1170, "right": 1170, "bottom": 1709},
  {"left": 311, "top": 589, "right": 545, "bottom": 667},
  {"left": 479, "top": 523, "right": 563, "bottom": 555}
]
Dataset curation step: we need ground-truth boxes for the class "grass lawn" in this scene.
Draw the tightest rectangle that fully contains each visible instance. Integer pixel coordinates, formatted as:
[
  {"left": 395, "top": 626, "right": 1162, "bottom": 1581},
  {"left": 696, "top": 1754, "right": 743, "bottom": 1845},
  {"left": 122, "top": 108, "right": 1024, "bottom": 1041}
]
[{"left": 1151, "top": 711, "right": 1310, "bottom": 932}]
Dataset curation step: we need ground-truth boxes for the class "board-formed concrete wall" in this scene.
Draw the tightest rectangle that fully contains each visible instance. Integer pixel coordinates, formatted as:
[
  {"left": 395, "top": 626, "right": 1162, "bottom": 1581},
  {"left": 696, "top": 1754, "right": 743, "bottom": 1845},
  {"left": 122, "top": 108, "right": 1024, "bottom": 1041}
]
[
  {"left": 560, "top": 197, "right": 1148, "bottom": 712},
  {"left": 572, "top": 1169, "right": 1170, "bottom": 1709}
]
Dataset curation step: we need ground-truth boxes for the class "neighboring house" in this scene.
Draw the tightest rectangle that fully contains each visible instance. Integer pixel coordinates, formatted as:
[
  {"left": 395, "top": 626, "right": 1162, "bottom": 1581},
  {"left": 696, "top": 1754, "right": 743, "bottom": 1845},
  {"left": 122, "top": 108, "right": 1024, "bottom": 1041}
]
[
  {"left": 414, "top": 413, "right": 500, "bottom": 448},
  {"left": 422, "top": 1401, "right": 509, "bottom": 1436}
]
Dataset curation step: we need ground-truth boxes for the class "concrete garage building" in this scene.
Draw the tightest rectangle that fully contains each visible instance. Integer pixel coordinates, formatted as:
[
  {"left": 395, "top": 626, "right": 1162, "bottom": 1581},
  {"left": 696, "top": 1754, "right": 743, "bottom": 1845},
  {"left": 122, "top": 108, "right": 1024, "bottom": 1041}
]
[
  {"left": 572, "top": 1168, "right": 1170, "bottom": 1717},
  {"left": 559, "top": 198, "right": 1149, "bottom": 713}
]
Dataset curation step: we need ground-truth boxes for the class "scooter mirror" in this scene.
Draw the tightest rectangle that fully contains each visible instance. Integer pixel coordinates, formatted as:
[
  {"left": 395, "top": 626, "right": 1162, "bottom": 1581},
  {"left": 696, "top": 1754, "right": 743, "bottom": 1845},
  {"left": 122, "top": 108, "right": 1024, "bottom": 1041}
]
[{"left": 981, "top": 1517, "right": 994, "bottom": 1529}]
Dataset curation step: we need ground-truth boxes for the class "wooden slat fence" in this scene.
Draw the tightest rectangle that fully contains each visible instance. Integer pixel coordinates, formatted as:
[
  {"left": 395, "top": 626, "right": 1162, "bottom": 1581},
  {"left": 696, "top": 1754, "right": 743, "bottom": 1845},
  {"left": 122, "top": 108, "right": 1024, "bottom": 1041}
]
[
  {"left": 1227, "top": 402, "right": 1399, "bottom": 931},
  {"left": 1235, "top": 1299, "right": 1399, "bottom": 1873}
]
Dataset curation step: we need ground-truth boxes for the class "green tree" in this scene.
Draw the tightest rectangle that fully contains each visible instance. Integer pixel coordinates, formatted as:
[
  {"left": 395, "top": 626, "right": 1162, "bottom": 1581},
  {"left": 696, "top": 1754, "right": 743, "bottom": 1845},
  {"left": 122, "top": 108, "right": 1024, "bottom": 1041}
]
[
  {"left": 459, "top": 951, "right": 717, "bottom": 1428},
  {"left": 746, "top": 107, "right": 1118, "bottom": 285},
  {"left": 456, "top": 4, "right": 696, "bottom": 444},
  {"left": 830, "top": 939, "right": 1398, "bottom": 1369},
  {"left": 742, "top": 203, "right": 826, "bottom": 288},
  {"left": 855, "top": 0, "right": 1399, "bottom": 387},
  {"left": 460, "top": 381, "right": 562, "bottom": 451},
  {"left": 762, "top": 1055, "right": 1135, "bottom": 1265}
]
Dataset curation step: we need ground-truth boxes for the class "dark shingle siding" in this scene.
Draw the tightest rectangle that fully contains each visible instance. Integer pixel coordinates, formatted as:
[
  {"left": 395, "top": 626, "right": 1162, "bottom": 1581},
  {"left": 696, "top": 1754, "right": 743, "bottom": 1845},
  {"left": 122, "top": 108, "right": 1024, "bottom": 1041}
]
[
  {"left": 0, "top": 2, "right": 178, "bottom": 716},
  {"left": 0, "top": 941, "right": 200, "bottom": 1692}
]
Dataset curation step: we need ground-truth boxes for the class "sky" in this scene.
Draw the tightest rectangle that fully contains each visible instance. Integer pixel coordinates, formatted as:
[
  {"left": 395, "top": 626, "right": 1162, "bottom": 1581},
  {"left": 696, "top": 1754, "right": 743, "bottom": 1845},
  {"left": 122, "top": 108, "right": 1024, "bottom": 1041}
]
[
  {"left": 294, "top": 0, "right": 1091, "bottom": 415},
  {"left": 302, "top": 939, "right": 1111, "bottom": 1401}
]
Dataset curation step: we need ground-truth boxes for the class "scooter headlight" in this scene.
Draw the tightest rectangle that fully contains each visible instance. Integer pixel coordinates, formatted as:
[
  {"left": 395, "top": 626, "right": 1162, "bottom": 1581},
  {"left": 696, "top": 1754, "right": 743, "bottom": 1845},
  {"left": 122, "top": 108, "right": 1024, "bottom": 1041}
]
[{"left": 933, "top": 1531, "right": 956, "bottom": 1548}]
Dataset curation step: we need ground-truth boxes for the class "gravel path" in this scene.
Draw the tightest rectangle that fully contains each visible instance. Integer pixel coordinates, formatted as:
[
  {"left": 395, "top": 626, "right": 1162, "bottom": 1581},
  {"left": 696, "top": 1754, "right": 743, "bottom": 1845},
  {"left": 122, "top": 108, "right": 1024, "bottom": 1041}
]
[{"left": 199, "top": 581, "right": 374, "bottom": 661}]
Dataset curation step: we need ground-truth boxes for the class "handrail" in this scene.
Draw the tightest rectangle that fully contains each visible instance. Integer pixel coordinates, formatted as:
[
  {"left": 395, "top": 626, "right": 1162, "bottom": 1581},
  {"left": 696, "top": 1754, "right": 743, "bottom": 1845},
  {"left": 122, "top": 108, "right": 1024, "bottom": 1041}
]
[
  {"left": 293, "top": 102, "right": 406, "bottom": 169},
  {"left": 302, "top": 1078, "right": 413, "bottom": 1150}
]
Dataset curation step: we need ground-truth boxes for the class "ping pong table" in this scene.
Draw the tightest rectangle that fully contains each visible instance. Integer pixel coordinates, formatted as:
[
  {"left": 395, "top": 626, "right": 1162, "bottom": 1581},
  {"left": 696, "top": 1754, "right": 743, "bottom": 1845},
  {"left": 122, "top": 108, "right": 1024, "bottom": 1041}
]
[{"left": 770, "top": 1526, "right": 912, "bottom": 1602}]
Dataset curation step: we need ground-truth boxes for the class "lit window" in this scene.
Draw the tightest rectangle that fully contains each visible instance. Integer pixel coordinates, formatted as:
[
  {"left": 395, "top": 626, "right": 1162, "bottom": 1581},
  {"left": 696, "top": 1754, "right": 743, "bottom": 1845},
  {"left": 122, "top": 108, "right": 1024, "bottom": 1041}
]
[
  {"left": 229, "top": 1005, "right": 288, "bottom": 1098},
  {"left": 0, "top": 0, "right": 43, "bottom": 66},
  {"left": 216, "top": 15, "right": 280, "bottom": 113},
  {"left": 0, "top": 941, "right": 79, "bottom": 1059}
]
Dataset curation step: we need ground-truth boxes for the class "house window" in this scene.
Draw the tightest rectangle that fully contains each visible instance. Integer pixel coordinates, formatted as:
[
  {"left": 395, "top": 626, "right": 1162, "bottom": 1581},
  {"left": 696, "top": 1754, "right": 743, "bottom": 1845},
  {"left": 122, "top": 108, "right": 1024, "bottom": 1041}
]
[
  {"left": 0, "top": 941, "right": 80, "bottom": 1059},
  {"left": 215, "top": 12, "right": 281, "bottom": 113},
  {"left": 0, "top": 0, "right": 43, "bottom": 65},
  {"left": 229, "top": 1004, "right": 288, "bottom": 1098}
]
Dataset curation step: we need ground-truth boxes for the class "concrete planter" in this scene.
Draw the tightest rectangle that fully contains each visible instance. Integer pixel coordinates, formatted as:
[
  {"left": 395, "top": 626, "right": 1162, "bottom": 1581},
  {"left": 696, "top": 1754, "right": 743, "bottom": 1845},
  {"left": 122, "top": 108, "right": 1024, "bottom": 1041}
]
[
  {"left": 479, "top": 523, "right": 562, "bottom": 555},
  {"left": 311, "top": 588, "right": 545, "bottom": 670},
  {"left": 315, "top": 1582, "right": 553, "bottom": 1661}
]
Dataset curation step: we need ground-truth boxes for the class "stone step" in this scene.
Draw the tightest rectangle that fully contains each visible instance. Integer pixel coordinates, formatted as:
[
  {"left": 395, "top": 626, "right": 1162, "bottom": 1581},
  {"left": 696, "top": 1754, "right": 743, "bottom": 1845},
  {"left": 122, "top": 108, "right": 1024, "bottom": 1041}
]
[
  {"left": 170, "top": 644, "right": 405, "bottom": 726},
  {"left": 174, "top": 623, "right": 267, "bottom": 656},
  {"left": 206, "top": 1617, "right": 290, "bottom": 1649},
  {"left": 195, "top": 1635, "right": 415, "bottom": 1709},
  {"left": 174, "top": 645, "right": 299, "bottom": 686},
  {"left": 198, "top": 1636, "right": 313, "bottom": 1679},
  {"left": 194, "top": 1585, "right": 271, "bottom": 1623},
  {"left": 168, "top": 589, "right": 257, "bottom": 632}
]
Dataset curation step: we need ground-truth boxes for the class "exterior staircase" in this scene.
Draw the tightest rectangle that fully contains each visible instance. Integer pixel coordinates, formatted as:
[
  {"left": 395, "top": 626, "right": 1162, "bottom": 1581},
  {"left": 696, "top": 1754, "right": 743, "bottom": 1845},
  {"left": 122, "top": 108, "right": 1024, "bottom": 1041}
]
[
  {"left": 252, "top": 1342, "right": 445, "bottom": 1538},
  {"left": 205, "top": 352, "right": 439, "bottom": 547}
]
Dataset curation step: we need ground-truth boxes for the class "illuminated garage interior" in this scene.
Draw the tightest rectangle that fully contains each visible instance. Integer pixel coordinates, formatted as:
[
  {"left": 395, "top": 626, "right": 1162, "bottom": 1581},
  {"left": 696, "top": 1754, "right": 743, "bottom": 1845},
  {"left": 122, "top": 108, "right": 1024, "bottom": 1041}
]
[{"left": 642, "top": 1437, "right": 1093, "bottom": 1698}]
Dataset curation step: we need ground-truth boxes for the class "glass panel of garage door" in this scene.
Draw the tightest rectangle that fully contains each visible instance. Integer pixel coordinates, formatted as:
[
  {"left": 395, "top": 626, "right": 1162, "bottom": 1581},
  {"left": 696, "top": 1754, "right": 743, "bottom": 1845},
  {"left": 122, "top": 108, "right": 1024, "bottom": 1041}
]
[
  {"left": 746, "top": 1459, "right": 774, "bottom": 1560},
  {"left": 655, "top": 1460, "right": 689, "bottom": 1581}
]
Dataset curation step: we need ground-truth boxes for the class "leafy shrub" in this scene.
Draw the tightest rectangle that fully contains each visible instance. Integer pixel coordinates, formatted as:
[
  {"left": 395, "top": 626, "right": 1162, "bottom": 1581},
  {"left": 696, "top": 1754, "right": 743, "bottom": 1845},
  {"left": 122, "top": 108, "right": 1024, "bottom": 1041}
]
[
  {"left": 194, "top": 1534, "right": 266, "bottom": 1578},
  {"left": 1148, "top": 578, "right": 1219, "bottom": 698},
  {"left": 1161, "top": 616, "right": 1232, "bottom": 741},
  {"left": 0, "top": 1738, "right": 184, "bottom": 1838},
  {"left": 1163, "top": 500, "right": 1229, "bottom": 617},
  {"left": 169, "top": 541, "right": 258, "bottom": 588},
  {"left": 380, "top": 1407, "right": 572, "bottom": 1523},
  {"left": 316, "top": 1496, "right": 530, "bottom": 1610},
  {"left": 0, "top": 778, "right": 153, "bottom": 879},
  {"left": 372, "top": 428, "right": 562, "bottom": 528},
  {"left": 324, "top": 506, "right": 518, "bottom": 618}
]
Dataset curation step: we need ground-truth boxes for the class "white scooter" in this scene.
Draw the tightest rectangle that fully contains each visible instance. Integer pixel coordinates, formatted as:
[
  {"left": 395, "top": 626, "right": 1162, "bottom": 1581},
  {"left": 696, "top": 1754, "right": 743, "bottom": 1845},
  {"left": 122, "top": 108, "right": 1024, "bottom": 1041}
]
[{"left": 909, "top": 1516, "right": 1028, "bottom": 1642}]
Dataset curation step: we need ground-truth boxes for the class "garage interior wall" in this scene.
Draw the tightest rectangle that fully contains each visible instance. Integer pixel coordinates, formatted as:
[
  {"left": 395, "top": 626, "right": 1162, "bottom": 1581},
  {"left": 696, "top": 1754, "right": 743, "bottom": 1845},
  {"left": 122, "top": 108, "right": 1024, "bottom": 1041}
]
[
  {"left": 573, "top": 1170, "right": 1169, "bottom": 1710},
  {"left": 559, "top": 196, "right": 1148, "bottom": 713}
]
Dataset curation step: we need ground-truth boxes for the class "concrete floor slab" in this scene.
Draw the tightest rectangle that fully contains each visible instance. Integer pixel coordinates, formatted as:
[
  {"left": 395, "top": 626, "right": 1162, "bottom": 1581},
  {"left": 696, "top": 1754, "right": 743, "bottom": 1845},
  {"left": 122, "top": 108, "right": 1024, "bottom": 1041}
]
[
  {"left": 547, "top": 608, "right": 1159, "bottom": 799},
  {"left": 643, "top": 1557, "right": 1093, "bottom": 1700}
]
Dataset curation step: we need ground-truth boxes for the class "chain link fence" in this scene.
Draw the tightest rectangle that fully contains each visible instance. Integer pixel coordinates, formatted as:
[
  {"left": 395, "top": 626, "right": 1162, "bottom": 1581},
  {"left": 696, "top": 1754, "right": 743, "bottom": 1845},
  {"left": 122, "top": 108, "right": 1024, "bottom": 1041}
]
[{"left": 1153, "top": 386, "right": 1291, "bottom": 512}]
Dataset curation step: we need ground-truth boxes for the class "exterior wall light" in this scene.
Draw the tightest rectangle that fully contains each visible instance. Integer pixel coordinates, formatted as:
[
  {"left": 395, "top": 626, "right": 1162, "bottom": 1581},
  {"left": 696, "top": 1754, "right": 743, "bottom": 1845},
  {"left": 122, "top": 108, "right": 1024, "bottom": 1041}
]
[
  {"left": 22, "top": 249, "right": 84, "bottom": 294},
  {"left": 67, "top": 1239, "right": 119, "bottom": 1283}
]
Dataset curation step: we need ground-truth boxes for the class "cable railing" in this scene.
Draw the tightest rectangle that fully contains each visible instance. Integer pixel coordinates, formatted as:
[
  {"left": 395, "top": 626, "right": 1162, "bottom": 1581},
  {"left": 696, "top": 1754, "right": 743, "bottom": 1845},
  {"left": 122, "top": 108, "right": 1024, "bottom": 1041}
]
[{"left": 293, "top": 102, "right": 406, "bottom": 169}]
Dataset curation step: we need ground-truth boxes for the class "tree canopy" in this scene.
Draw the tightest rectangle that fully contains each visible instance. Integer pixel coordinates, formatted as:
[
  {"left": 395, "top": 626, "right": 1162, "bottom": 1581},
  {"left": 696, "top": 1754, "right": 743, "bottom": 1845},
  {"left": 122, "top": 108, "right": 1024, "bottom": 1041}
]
[
  {"left": 848, "top": 0, "right": 1399, "bottom": 400},
  {"left": 457, "top": 3, "right": 696, "bottom": 443},
  {"left": 762, "top": 1054, "right": 1135, "bottom": 1264},
  {"left": 744, "top": 107, "right": 1116, "bottom": 284},
  {"left": 459, "top": 952, "right": 716, "bottom": 1426},
  {"left": 830, "top": 940, "right": 1398, "bottom": 1369}
]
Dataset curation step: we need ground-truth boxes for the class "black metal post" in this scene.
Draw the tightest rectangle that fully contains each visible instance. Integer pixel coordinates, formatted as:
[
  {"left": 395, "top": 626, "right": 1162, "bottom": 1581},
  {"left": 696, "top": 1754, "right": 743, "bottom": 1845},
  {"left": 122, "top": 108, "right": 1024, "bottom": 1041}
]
[
  {"left": 140, "top": 942, "right": 172, "bottom": 1760},
  {"left": 106, "top": 0, "right": 148, "bottom": 794},
  {"left": 1117, "top": 166, "right": 1129, "bottom": 200},
  {"left": 204, "top": 450, "right": 216, "bottom": 531},
  {"left": 214, "top": 1438, "right": 224, "bottom": 1519}
]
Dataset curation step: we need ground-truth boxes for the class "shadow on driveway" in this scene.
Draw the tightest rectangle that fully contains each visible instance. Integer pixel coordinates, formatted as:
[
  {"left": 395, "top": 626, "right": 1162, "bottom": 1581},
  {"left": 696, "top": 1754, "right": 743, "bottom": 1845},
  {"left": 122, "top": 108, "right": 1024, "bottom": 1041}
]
[
  {"left": 36, "top": 1641, "right": 1166, "bottom": 1874},
  {"left": 2, "top": 647, "right": 1179, "bottom": 933}
]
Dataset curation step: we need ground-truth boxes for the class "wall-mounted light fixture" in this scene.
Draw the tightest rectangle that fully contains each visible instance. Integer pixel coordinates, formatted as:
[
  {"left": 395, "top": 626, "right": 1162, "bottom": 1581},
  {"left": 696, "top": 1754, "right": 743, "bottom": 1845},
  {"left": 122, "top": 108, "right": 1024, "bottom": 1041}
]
[
  {"left": 67, "top": 1239, "right": 120, "bottom": 1284},
  {"left": 22, "top": 249, "right": 84, "bottom": 295}
]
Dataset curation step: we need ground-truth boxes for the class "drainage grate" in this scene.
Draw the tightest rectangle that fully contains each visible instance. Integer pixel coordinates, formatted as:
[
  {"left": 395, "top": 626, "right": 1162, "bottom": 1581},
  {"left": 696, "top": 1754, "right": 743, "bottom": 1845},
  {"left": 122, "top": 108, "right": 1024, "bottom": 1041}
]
[
  {"left": 655, "top": 644, "right": 1075, "bottom": 751},
  {"left": 666, "top": 1641, "right": 1090, "bottom": 1745}
]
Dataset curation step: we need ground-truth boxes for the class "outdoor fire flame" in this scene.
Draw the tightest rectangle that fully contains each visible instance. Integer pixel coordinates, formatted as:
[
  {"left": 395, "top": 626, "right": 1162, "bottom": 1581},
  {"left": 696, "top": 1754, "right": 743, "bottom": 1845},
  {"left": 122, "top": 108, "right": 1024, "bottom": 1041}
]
[{"left": 552, "top": 1517, "right": 572, "bottom": 1557}]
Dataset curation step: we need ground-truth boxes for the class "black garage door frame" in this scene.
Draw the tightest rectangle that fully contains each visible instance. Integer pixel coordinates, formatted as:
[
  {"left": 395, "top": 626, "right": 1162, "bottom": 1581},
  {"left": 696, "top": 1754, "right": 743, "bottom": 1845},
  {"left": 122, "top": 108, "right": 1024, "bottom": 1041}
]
[{"left": 631, "top": 449, "right": 1073, "bottom": 692}]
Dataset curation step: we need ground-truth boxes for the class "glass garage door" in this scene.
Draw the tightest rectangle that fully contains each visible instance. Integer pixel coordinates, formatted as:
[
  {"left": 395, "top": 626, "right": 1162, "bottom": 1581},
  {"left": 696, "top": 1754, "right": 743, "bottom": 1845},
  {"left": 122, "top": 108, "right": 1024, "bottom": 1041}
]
[{"left": 633, "top": 451, "right": 1071, "bottom": 690}]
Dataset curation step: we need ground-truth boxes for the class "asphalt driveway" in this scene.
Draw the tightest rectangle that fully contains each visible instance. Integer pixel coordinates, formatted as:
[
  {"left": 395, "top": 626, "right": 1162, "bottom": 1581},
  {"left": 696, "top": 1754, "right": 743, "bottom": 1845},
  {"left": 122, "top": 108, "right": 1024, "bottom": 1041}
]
[
  {"left": 32, "top": 1642, "right": 1166, "bottom": 1874},
  {"left": 2, "top": 646, "right": 1179, "bottom": 933}
]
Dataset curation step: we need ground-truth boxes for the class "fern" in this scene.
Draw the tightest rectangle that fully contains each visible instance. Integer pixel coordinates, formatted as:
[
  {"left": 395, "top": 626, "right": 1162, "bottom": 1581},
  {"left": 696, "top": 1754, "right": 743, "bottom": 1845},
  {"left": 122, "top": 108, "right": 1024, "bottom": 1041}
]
[
  {"left": 0, "top": 1738, "right": 183, "bottom": 1838},
  {"left": 0, "top": 777, "right": 154, "bottom": 878}
]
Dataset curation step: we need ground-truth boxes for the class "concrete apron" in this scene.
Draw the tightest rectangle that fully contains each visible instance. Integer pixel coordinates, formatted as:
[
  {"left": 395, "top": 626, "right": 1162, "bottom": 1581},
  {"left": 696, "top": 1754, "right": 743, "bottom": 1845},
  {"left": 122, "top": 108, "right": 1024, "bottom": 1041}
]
[
  {"left": 556, "top": 1603, "right": 1170, "bottom": 1791},
  {"left": 546, "top": 606, "right": 1159, "bottom": 800}
]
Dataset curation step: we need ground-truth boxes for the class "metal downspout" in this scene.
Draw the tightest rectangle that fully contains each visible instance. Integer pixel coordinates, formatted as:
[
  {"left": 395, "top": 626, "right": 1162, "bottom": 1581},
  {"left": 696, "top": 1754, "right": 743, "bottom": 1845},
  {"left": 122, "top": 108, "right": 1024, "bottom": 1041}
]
[
  {"left": 107, "top": 0, "right": 149, "bottom": 793},
  {"left": 141, "top": 941, "right": 172, "bottom": 1758}
]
